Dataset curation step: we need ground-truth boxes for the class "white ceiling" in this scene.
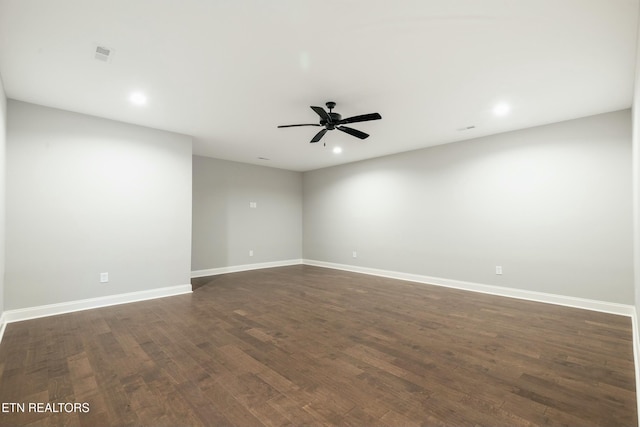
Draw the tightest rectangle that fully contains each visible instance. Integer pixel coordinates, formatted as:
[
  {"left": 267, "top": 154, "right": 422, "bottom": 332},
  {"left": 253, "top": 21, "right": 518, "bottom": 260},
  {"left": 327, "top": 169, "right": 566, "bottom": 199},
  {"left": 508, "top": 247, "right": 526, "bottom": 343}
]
[{"left": 0, "top": 0, "right": 638, "bottom": 171}]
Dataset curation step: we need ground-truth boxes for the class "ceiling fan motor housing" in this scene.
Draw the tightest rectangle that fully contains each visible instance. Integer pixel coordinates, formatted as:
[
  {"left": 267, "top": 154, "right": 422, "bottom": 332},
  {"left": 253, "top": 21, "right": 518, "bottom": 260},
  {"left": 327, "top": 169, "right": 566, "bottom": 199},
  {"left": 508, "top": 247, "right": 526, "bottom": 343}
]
[{"left": 322, "top": 112, "right": 342, "bottom": 129}]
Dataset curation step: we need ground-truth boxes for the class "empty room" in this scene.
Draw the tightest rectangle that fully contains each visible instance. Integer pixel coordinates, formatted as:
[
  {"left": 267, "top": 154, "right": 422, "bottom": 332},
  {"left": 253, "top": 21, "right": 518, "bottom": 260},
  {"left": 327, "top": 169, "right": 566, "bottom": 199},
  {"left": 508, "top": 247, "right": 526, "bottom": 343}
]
[{"left": 1, "top": 1, "right": 640, "bottom": 426}]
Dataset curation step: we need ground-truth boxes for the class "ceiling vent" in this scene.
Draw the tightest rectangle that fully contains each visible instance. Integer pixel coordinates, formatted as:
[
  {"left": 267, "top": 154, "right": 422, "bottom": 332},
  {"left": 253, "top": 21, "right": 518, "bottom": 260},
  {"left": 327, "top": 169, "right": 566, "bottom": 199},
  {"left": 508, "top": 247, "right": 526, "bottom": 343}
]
[{"left": 93, "top": 44, "right": 114, "bottom": 63}]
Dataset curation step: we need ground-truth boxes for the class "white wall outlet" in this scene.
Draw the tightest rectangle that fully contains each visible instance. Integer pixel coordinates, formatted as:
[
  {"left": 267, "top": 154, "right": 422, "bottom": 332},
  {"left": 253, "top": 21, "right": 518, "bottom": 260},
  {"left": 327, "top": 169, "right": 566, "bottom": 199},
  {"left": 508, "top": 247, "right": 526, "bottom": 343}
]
[
  {"left": 249, "top": 250, "right": 254, "bottom": 257},
  {"left": 495, "top": 266, "right": 503, "bottom": 275},
  {"left": 353, "top": 251, "right": 357, "bottom": 258},
  {"left": 100, "top": 272, "right": 109, "bottom": 283},
  {"left": 249, "top": 202, "right": 257, "bottom": 208}
]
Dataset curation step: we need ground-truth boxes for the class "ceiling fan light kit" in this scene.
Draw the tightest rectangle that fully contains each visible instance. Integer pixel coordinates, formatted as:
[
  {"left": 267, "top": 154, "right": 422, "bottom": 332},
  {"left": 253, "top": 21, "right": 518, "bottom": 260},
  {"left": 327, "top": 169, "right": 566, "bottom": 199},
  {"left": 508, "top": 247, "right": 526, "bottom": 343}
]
[{"left": 278, "top": 102, "right": 381, "bottom": 144}]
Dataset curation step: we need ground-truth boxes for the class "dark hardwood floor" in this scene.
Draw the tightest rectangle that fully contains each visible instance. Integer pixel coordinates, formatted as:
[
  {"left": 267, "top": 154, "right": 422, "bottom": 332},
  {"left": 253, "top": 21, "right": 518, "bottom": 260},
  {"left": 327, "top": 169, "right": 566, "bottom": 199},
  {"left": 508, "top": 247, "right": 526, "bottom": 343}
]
[{"left": 0, "top": 265, "right": 636, "bottom": 426}]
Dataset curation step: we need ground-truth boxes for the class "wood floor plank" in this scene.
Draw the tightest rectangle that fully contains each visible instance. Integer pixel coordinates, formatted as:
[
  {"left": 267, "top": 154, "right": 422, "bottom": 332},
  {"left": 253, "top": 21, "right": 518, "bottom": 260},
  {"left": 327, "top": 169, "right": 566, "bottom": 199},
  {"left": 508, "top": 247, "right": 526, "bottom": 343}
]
[{"left": 0, "top": 265, "right": 636, "bottom": 426}]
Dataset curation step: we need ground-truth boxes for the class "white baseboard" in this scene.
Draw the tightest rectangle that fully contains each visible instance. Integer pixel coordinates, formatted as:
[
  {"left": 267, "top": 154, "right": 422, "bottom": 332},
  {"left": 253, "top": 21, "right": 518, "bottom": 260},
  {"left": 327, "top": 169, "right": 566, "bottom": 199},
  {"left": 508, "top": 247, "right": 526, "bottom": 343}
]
[
  {"left": 632, "top": 309, "right": 640, "bottom": 425},
  {"left": 5, "top": 260, "right": 633, "bottom": 323},
  {"left": 191, "top": 259, "right": 303, "bottom": 278},
  {"left": 0, "top": 313, "right": 6, "bottom": 346},
  {"left": 1, "top": 284, "right": 192, "bottom": 325},
  {"left": 303, "top": 259, "right": 636, "bottom": 317}
]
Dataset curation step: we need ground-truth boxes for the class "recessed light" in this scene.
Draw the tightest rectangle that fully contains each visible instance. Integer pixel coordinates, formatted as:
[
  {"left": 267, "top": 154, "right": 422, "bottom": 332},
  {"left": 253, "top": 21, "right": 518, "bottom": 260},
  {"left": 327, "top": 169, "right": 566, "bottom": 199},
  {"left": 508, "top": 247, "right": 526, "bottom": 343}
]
[
  {"left": 129, "top": 91, "right": 147, "bottom": 106},
  {"left": 493, "top": 103, "right": 510, "bottom": 116},
  {"left": 333, "top": 146, "right": 342, "bottom": 154}
]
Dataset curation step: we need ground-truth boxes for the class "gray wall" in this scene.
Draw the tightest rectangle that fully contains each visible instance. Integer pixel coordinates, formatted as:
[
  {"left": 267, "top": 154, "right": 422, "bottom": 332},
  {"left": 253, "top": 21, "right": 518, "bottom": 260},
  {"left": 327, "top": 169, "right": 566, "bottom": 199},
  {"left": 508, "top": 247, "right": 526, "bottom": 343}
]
[
  {"left": 304, "top": 110, "right": 633, "bottom": 304},
  {"left": 0, "top": 76, "right": 5, "bottom": 316},
  {"left": 634, "top": 23, "right": 640, "bottom": 335},
  {"left": 5, "top": 101, "right": 193, "bottom": 310},
  {"left": 192, "top": 155, "right": 302, "bottom": 271}
]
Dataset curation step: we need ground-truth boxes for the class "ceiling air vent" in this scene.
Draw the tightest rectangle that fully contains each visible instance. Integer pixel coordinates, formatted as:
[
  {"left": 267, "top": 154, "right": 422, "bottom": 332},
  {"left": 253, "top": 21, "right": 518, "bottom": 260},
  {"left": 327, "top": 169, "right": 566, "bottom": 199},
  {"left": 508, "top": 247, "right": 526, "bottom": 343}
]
[{"left": 93, "top": 44, "right": 114, "bottom": 63}]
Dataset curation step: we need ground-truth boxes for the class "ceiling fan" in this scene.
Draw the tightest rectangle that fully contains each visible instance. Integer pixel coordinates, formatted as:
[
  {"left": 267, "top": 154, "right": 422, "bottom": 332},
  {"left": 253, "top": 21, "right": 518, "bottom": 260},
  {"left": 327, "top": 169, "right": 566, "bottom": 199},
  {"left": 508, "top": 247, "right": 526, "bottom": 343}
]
[{"left": 278, "top": 102, "right": 381, "bottom": 144}]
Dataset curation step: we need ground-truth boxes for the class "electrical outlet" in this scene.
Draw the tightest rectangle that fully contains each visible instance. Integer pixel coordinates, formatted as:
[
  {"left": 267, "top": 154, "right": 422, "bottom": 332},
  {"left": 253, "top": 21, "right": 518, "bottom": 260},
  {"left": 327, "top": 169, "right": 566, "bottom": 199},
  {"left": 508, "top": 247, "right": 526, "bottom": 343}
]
[
  {"left": 249, "top": 250, "right": 254, "bottom": 257},
  {"left": 100, "top": 272, "right": 109, "bottom": 283},
  {"left": 495, "top": 266, "right": 503, "bottom": 275},
  {"left": 353, "top": 251, "right": 357, "bottom": 258},
  {"left": 249, "top": 202, "right": 257, "bottom": 208}
]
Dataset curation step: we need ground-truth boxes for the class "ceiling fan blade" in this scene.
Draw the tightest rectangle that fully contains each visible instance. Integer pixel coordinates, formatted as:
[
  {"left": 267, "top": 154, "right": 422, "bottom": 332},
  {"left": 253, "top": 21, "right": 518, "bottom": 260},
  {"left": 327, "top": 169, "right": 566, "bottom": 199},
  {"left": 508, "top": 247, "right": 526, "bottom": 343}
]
[
  {"left": 277, "top": 124, "right": 322, "bottom": 128},
  {"left": 310, "top": 106, "right": 331, "bottom": 122},
  {"left": 338, "top": 113, "right": 382, "bottom": 125},
  {"left": 310, "top": 128, "right": 328, "bottom": 143},
  {"left": 337, "top": 126, "right": 369, "bottom": 139}
]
